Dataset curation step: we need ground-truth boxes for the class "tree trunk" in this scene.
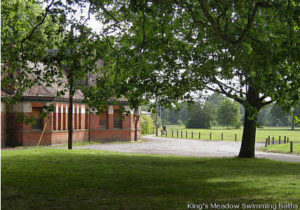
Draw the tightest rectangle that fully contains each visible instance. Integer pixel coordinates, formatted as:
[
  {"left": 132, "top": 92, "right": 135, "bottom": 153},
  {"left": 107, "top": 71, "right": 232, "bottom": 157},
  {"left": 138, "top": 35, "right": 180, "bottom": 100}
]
[
  {"left": 238, "top": 86, "right": 260, "bottom": 158},
  {"left": 134, "top": 115, "right": 140, "bottom": 141},
  {"left": 68, "top": 72, "right": 74, "bottom": 150},
  {"left": 68, "top": 94, "right": 73, "bottom": 150},
  {"left": 238, "top": 108, "right": 258, "bottom": 158},
  {"left": 155, "top": 103, "right": 159, "bottom": 136}
]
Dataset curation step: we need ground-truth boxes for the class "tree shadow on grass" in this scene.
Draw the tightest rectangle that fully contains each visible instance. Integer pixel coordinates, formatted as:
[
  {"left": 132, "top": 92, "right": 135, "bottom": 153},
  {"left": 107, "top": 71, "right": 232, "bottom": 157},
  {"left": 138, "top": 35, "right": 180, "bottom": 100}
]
[{"left": 2, "top": 149, "right": 300, "bottom": 209}]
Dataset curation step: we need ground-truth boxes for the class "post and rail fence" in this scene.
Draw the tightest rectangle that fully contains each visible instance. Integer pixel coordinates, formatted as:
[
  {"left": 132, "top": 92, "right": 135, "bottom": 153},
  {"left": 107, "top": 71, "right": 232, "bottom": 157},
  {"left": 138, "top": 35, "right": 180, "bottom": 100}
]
[
  {"left": 152, "top": 128, "right": 297, "bottom": 154},
  {"left": 155, "top": 129, "right": 243, "bottom": 142},
  {"left": 153, "top": 129, "right": 296, "bottom": 153},
  {"left": 264, "top": 135, "right": 296, "bottom": 153}
]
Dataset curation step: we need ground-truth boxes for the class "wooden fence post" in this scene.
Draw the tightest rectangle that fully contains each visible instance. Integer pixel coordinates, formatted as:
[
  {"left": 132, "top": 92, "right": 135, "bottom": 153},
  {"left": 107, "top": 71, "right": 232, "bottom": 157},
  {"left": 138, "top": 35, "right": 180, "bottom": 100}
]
[
  {"left": 272, "top": 137, "right": 274, "bottom": 145},
  {"left": 181, "top": 131, "right": 183, "bottom": 138},
  {"left": 192, "top": 131, "right": 193, "bottom": 139},
  {"left": 186, "top": 131, "right": 188, "bottom": 138},
  {"left": 287, "top": 137, "right": 289, "bottom": 143},
  {"left": 199, "top": 132, "right": 200, "bottom": 139},
  {"left": 279, "top": 136, "right": 281, "bottom": 144},
  {"left": 177, "top": 130, "right": 178, "bottom": 138},
  {"left": 290, "top": 141, "right": 293, "bottom": 153},
  {"left": 235, "top": 134, "right": 237, "bottom": 141},
  {"left": 221, "top": 133, "right": 223, "bottom": 141},
  {"left": 265, "top": 138, "right": 268, "bottom": 147},
  {"left": 268, "top": 136, "right": 270, "bottom": 145},
  {"left": 284, "top": 136, "right": 286, "bottom": 143},
  {"left": 210, "top": 132, "right": 212, "bottom": 140}
]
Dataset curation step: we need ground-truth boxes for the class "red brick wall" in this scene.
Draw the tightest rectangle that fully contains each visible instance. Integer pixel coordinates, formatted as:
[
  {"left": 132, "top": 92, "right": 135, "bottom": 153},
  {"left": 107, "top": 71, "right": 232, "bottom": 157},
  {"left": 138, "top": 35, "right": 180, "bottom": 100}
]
[
  {"left": 98, "top": 112, "right": 107, "bottom": 129},
  {"left": 51, "top": 130, "right": 89, "bottom": 145},
  {"left": 90, "top": 129, "right": 135, "bottom": 141},
  {"left": 6, "top": 112, "right": 32, "bottom": 146},
  {"left": 89, "top": 114, "right": 99, "bottom": 130},
  {"left": 4, "top": 102, "right": 141, "bottom": 147}
]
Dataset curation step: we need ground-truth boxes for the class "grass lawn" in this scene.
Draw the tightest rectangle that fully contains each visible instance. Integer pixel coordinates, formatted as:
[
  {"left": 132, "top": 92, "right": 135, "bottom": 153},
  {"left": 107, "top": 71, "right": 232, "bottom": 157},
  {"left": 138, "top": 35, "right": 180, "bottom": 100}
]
[
  {"left": 259, "top": 143, "right": 300, "bottom": 155},
  {"left": 2, "top": 149, "right": 300, "bottom": 209},
  {"left": 161, "top": 125, "right": 300, "bottom": 143}
]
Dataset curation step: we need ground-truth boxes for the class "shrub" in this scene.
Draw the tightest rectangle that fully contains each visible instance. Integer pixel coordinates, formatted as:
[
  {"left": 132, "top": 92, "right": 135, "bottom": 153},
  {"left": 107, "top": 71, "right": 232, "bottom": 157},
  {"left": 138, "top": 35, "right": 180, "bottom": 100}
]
[{"left": 141, "top": 115, "right": 155, "bottom": 134}]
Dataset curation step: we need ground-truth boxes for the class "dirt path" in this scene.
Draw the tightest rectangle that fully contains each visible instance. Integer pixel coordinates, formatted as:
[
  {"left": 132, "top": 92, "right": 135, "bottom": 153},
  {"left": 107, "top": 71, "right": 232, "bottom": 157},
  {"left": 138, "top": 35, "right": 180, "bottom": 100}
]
[{"left": 75, "top": 135, "right": 300, "bottom": 163}]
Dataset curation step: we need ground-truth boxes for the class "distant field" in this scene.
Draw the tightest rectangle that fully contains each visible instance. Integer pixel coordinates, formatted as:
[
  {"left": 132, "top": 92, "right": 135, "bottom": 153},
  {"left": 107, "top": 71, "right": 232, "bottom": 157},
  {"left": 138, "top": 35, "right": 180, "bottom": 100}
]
[{"left": 158, "top": 125, "right": 300, "bottom": 143}]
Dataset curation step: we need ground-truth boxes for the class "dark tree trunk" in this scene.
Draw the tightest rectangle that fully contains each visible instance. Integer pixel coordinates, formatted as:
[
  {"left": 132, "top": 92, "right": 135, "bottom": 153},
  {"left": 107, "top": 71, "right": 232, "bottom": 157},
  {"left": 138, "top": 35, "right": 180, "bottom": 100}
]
[
  {"left": 68, "top": 94, "right": 73, "bottom": 150},
  {"left": 238, "top": 86, "right": 260, "bottom": 158},
  {"left": 134, "top": 115, "right": 140, "bottom": 141},
  {"left": 68, "top": 71, "right": 75, "bottom": 150},
  {"left": 155, "top": 103, "right": 158, "bottom": 136},
  {"left": 238, "top": 108, "right": 258, "bottom": 158}
]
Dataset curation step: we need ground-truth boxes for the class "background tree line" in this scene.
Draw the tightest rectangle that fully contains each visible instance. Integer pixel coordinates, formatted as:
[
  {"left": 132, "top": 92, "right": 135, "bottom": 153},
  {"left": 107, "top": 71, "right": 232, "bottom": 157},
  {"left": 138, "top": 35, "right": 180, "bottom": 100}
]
[{"left": 156, "top": 93, "right": 300, "bottom": 130}]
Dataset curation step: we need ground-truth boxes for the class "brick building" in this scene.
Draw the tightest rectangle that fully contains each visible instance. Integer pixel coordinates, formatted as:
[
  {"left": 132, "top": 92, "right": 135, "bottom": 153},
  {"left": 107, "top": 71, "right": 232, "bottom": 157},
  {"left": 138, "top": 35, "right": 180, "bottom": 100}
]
[{"left": 1, "top": 85, "right": 141, "bottom": 147}]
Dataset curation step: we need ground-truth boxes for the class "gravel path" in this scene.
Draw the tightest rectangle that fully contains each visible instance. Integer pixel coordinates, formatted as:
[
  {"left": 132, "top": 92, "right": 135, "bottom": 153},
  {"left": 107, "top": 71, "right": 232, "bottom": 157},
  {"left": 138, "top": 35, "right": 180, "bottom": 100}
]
[{"left": 75, "top": 135, "right": 300, "bottom": 163}]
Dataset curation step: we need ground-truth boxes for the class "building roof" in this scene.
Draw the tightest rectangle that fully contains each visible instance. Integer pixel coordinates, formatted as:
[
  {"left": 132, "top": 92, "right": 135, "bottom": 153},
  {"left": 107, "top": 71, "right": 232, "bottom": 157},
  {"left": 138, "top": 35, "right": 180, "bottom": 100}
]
[{"left": 1, "top": 62, "right": 128, "bottom": 104}]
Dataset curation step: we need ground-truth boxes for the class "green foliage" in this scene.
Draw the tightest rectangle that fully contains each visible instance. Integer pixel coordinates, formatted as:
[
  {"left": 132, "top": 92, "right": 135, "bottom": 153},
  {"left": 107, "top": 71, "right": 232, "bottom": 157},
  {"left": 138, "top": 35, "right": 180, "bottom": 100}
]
[
  {"left": 269, "top": 104, "right": 291, "bottom": 126},
  {"left": 186, "top": 102, "right": 214, "bottom": 129},
  {"left": 206, "top": 93, "right": 226, "bottom": 125},
  {"left": 101, "top": 0, "right": 300, "bottom": 156},
  {"left": 1, "top": 0, "right": 61, "bottom": 100},
  {"left": 295, "top": 116, "right": 300, "bottom": 126},
  {"left": 217, "top": 99, "right": 241, "bottom": 129},
  {"left": 150, "top": 112, "right": 161, "bottom": 128},
  {"left": 15, "top": 113, "right": 35, "bottom": 125},
  {"left": 140, "top": 115, "right": 155, "bottom": 134}
]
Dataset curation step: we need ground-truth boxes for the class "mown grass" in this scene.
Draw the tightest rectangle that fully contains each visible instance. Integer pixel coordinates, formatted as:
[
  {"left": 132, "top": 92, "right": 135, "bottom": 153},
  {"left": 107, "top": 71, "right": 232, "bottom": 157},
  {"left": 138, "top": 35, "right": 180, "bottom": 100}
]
[
  {"left": 259, "top": 143, "right": 300, "bottom": 155},
  {"left": 2, "top": 149, "right": 300, "bottom": 209},
  {"left": 160, "top": 125, "right": 300, "bottom": 143}
]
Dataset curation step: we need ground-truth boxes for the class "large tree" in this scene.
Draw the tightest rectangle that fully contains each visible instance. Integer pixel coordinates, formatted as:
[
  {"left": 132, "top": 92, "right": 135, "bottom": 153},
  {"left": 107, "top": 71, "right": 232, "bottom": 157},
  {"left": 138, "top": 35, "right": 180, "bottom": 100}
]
[
  {"left": 186, "top": 102, "right": 214, "bottom": 129},
  {"left": 98, "top": 0, "right": 300, "bottom": 157},
  {"left": 217, "top": 99, "right": 241, "bottom": 129}
]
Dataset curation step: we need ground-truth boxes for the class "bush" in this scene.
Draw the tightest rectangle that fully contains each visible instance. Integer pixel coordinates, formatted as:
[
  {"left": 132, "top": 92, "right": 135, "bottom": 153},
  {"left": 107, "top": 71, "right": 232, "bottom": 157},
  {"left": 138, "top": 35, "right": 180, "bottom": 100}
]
[{"left": 141, "top": 115, "right": 155, "bottom": 134}]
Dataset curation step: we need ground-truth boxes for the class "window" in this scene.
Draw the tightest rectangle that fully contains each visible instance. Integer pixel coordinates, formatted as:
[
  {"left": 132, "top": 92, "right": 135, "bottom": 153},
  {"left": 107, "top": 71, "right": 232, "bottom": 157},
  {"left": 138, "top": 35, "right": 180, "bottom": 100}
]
[
  {"left": 32, "top": 107, "right": 43, "bottom": 130},
  {"left": 113, "top": 110, "right": 122, "bottom": 129}
]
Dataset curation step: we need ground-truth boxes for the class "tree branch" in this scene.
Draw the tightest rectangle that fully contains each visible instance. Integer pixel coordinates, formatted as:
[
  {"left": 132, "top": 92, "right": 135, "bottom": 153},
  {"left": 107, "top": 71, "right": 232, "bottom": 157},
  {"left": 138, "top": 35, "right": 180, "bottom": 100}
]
[
  {"left": 261, "top": 100, "right": 274, "bottom": 107},
  {"left": 98, "top": 2, "right": 120, "bottom": 25},
  {"left": 199, "top": 1, "right": 274, "bottom": 45},
  {"left": 20, "top": 0, "right": 56, "bottom": 45},
  {"left": 140, "top": 9, "right": 147, "bottom": 53},
  {"left": 83, "top": 1, "right": 92, "bottom": 25},
  {"left": 206, "top": 84, "right": 245, "bottom": 104},
  {"left": 179, "top": 1, "right": 207, "bottom": 27},
  {"left": 213, "top": 78, "right": 246, "bottom": 97},
  {"left": 20, "top": 0, "right": 56, "bottom": 64}
]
